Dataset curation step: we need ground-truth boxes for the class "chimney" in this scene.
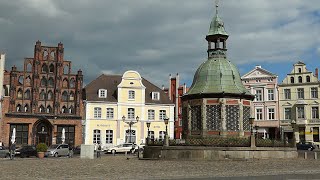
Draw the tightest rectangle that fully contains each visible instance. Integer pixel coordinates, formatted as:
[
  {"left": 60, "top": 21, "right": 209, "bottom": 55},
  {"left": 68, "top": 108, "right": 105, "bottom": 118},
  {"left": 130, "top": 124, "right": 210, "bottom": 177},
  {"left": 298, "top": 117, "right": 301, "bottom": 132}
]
[{"left": 315, "top": 68, "right": 319, "bottom": 79}]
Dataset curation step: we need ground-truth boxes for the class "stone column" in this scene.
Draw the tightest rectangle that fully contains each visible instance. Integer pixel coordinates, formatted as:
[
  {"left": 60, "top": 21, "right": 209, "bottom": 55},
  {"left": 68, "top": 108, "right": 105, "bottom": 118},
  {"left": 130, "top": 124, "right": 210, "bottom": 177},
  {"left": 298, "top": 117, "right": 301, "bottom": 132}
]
[
  {"left": 220, "top": 98, "right": 227, "bottom": 137},
  {"left": 202, "top": 99, "right": 207, "bottom": 137},
  {"left": 239, "top": 102, "right": 244, "bottom": 137}
]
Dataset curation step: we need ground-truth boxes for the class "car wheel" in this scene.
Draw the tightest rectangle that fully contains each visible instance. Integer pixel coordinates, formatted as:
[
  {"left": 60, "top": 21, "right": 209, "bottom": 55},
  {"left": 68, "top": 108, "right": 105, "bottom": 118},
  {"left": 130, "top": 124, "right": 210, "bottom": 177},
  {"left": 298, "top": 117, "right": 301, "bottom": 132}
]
[
  {"left": 308, "top": 147, "right": 312, "bottom": 151},
  {"left": 111, "top": 150, "right": 116, "bottom": 154},
  {"left": 54, "top": 152, "right": 58, "bottom": 157}
]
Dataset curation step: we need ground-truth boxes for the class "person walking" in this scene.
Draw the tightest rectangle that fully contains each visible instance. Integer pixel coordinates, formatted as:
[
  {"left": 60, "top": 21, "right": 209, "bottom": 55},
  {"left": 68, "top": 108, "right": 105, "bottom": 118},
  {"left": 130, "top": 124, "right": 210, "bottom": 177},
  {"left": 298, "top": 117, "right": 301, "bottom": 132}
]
[
  {"left": 10, "top": 142, "right": 16, "bottom": 160},
  {"left": 97, "top": 144, "right": 101, "bottom": 158}
]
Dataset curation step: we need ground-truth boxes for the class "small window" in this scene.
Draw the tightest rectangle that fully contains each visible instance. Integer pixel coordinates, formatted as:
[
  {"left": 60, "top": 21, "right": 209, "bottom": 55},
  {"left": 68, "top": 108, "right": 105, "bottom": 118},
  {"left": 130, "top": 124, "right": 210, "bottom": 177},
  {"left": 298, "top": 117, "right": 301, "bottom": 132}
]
[
  {"left": 106, "top": 130, "right": 113, "bottom": 144},
  {"left": 128, "top": 90, "right": 135, "bottom": 100},
  {"left": 306, "top": 76, "right": 310, "bottom": 82},
  {"left": 290, "top": 77, "right": 294, "bottom": 83},
  {"left": 106, "top": 108, "right": 114, "bottom": 119},
  {"left": 159, "top": 110, "right": 166, "bottom": 120},
  {"left": 128, "top": 108, "right": 135, "bottom": 119},
  {"left": 98, "top": 89, "right": 107, "bottom": 98},
  {"left": 298, "top": 76, "right": 302, "bottom": 83},
  {"left": 93, "top": 129, "right": 101, "bottom": 144},
  {"left": 148, "top": 110, "right": 155, "bottom": 120},
  {"left": 298, "top": 68, "right": 302, "bottom": 73},
  {"left": 152, "top": 92, "right": 160, "bottom": 100},
  {"left": 94, "top": 107, "right": 102, "bottom": 118}
]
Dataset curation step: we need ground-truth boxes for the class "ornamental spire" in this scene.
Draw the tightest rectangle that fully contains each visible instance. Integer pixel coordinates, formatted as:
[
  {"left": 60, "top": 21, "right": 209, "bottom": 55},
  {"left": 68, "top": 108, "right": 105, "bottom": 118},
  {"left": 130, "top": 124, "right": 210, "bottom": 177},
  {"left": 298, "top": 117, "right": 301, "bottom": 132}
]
[{"left": 215, "top": 0, "right": 219, "bottom": 15}]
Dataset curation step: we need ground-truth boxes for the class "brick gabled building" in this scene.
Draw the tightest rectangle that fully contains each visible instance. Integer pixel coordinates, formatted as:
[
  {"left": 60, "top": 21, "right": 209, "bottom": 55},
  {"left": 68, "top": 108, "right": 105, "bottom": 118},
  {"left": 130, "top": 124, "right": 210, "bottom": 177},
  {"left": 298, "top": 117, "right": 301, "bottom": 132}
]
[{"left": 0, "top": 41, "right": 84, "bottom": 147}]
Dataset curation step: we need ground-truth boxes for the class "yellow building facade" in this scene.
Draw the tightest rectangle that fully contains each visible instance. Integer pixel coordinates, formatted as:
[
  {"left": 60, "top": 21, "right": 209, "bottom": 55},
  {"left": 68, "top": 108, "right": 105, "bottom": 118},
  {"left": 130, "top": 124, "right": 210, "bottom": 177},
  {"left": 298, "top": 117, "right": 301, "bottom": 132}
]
[
  {"left": 279, "top": 62, "right": 320, "bottom": 144},
  {"left": 84, "top": 71, "right": 174, "bottom": 149}
]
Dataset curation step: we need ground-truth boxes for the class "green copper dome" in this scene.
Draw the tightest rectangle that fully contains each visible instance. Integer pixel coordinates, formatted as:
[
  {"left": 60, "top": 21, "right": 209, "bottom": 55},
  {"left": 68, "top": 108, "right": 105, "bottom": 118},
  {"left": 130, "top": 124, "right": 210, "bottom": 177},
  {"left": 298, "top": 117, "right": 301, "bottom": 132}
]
[
  {"left": 207, "top": 14, "right": 228, "bottom": 37},
  {"left": 186, "top": 56, "right": 252, "bottom": 98}
]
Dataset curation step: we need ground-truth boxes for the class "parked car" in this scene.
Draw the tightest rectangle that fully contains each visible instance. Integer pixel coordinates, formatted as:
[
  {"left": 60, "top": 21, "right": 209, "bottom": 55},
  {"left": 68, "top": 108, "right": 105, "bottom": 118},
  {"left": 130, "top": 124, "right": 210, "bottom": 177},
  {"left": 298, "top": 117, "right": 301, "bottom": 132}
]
[
  {"left": 296, "top": 142, "right": 315, "bottom": 151},
  {"left": 0, "top": 146, "right": 10, "bottom": 158},
  {"left": 106, "top": 143, "right": 136, "bottom": 154},
  {"left": 45, "top": 144, "right": 70, "bottom": 157},
  {"left": 15, "top": 145, "right": 37, "bottom": 158}
]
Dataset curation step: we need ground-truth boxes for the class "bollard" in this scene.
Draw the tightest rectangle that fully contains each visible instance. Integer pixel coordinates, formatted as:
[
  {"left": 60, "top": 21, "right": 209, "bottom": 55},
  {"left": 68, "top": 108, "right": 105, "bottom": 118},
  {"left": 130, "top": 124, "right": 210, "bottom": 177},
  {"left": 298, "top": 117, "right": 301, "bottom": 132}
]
[
  {"left": 125, "top": 151, "right": 127, "bottom": 157},
  {"left": 315, "top": 152, "right": 318, "bottom": 160},
  {"left": 304, "top": 152, "right": 307, "bottom": 159}
]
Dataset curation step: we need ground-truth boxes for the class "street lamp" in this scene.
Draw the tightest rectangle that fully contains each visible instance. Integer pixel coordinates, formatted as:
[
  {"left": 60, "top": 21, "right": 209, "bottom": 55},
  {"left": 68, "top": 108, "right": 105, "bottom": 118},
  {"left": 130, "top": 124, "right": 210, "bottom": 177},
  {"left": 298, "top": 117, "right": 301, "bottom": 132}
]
[
  {"left": 164, "top": 116, "right": 169, "bottom": 146},
  {"left": 291, "top": 119, "right": 296, "bottom": 148},
  {"left": 122, "top": 115, "right": 139, "bottom": 143},
  {"left": 146, "top": 121, "right": 151, "bottom": 145},
  {"left": 249, "top": 117, "right": 255, "bottom": 148}
]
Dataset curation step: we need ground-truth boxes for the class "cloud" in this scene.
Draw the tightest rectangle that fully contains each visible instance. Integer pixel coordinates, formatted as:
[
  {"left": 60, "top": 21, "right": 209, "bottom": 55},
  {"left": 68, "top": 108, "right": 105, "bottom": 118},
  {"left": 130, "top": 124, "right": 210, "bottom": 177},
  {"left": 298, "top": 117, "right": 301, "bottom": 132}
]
[{"left": 0, "top": 0, "right": 319, "bottom": 88}]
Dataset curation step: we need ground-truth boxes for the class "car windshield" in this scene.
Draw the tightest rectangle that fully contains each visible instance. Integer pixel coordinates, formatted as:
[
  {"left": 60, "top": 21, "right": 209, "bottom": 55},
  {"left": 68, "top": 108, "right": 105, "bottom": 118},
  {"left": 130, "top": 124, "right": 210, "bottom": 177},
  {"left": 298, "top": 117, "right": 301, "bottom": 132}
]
[{"left": 49, "top": 145, "right": 59, "bottom": 149}]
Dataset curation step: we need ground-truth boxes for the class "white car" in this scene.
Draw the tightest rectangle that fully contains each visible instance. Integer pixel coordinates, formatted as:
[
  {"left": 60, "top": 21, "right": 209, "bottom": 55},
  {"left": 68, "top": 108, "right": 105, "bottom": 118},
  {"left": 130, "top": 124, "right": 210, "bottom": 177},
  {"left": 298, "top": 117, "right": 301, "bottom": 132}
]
[{"left": 106, "top": 143, "right": 136, "bottom": 154}]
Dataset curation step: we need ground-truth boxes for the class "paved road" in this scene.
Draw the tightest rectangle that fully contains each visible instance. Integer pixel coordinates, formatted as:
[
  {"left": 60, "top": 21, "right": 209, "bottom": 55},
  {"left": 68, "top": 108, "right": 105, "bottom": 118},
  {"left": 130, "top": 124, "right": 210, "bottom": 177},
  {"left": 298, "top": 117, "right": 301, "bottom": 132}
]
[{"left": 1, "top": 154, "right": 320, "bottom": 180}]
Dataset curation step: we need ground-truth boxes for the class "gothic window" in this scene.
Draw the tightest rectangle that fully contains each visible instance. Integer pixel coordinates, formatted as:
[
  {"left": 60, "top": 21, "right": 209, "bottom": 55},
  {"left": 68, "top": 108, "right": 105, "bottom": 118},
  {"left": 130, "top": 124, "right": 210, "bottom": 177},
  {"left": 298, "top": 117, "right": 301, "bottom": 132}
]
[
  {"left": 25, "top": 76, "right": 31, "bottom": 86},
  {"left": 47, "top": 90, "right": 53, "bottom": 100},
  {"left": 17, "top": 88, "right": 23, "bottom": 99},
  {"left": 43, "top": 50, "right": 48, "bottom": 59},
  {"left": 62, "top": 91, "right": 68, "bottom": 101},
  {"left": 42, "top": 64, "right": 48, "bottom": 73},
  {"left": 69, "top": 91, "right": 75, "bottom": 101},
  {"left": 298, "top": 76, "right": 302, "bottom": 83},
  {"left": 50, "top": 51, "right": 55, "bottom": 59},
  {"left": 48, "top": 77, "right": 54, "bottom": 87},
  {"left": 306, "top": 76, "right": 310, "bottom": 82},
  {"left": 69, "top": 106, "right": 74, "bottom": 114},
  {"left": 39, "top": 105, "right": 46, "bottom": 113},
  {"left": 70, "top": 78, "right": 75, "bottom": 88},
  {"left": 41, "top": 77, "right": 47, "bottom": 86},
  {"left": 40, "top": 90, "right": 46, "bottom": 100},
  {"left": 63, "top": 65, "right": 69, "bottom": 74},
  {"left": 290, "top": 77, "right": 294, "bottom": 83},
  {"left": 47, "top": 106, "right": 52, "bottom": 113},
  {"left": 26, "top": 63, "right": 32, "bottom": 72},
  {"left": 49, "top": 64, "right": 54, "bottom": 73},
  {"left": 24, "top": 89, "right": 30, "bottom": 99},
  {"left": 16, "top": 104, "right": 22, "bottom": 112},
  {"left": 18, "top": 76, "right": 24, "bottom": 85},
  {"left": 61, "top": 106, "right": 68, "bottom": 113},
  {"left": 24, "top": 104, "right": 29, "bottom": 112},
  {"left": 63, "top": 78, "right": 68, "bottom": 88}
]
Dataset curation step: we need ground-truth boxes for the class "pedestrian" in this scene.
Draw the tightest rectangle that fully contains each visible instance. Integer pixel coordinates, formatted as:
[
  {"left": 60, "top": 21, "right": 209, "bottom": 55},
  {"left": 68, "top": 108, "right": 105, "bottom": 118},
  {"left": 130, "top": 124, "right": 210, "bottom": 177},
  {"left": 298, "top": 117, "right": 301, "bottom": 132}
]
[
  {"left": 97, "top": 144, "right": 101, "bottom": 158},
  {"left": 68, "top": 145, "right": 73, "bottom": 158},
  {"left": 10, "top": 142, "right": 16, "bottom": 160}
]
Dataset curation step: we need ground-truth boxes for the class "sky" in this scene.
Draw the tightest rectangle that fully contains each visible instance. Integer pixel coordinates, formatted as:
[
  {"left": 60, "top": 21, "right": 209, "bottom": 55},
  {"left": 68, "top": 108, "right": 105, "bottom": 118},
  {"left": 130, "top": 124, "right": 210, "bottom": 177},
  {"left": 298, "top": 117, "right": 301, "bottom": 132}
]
[{"left": 0, "top": 0, "right": 320, "bottom": 88}]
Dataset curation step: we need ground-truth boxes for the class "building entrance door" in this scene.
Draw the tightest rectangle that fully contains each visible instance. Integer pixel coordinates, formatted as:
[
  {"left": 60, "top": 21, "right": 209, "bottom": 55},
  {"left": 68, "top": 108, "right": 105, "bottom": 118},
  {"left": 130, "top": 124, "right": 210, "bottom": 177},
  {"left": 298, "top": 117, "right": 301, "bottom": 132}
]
[{"left": 33, "top": 120, "right": 52, "bottom": 146}]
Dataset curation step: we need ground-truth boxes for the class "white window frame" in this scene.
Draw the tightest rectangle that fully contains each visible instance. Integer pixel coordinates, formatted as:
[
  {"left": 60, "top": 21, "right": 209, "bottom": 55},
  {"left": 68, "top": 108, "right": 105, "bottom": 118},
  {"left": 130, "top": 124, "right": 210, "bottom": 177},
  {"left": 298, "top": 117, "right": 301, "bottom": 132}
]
[
  {"left": 312, "top": 107, "right": 319, "bottom": 119},
  {"left": 93, "top": 129, "right": 101, "bottom": 144},
  {"left": 128, "top": 90, "right": 135, "bottom": 100},
  {"left": 94, "top": 107, "right": 102, "bottom": 119},
  {"left": 128, "top": 108, "right": 135, "bottom": 119},
  {"left": 98, "top": 89, "right": 107, "bottom": 98},
  {"left": 152, "top": 92, "right": 160, "bottom": 100},
  {"left": 148, "top": 109, "right": 155, "bottom": 120},
  {"left": 256, "top": 108, "right": 263, "bottom": 120},
  {"left": 311, "top": 87, "right": 318, "bottom": 99},
  {"left": 284, "top": 89, "right": 291, "bottom": 100},
  {"left": 284, "top": 108, "right": 291, "bottom": 120},
  {"left": 106, "top": 108, "right": 114, "bottom": 119},
  {"left": 297, "top": 106, "right": 305, "bottom": 119},
  {"left": 159, "top": 110, "right": 166, "bottom": 120},
  {"left": 268, "top": 89, "right": 274, "bottom": 101},
  {"left": 297, "top": 88, "right": 304, "bottom": 99},
  {"left": 106, "top": 130, "right": 113, "bottom": 144},
  {"left": 255, "top": 89, "right": 263, "bottom": 101},
  {"left": 268, "top": 108, "right": 275, "bottom": 120}
]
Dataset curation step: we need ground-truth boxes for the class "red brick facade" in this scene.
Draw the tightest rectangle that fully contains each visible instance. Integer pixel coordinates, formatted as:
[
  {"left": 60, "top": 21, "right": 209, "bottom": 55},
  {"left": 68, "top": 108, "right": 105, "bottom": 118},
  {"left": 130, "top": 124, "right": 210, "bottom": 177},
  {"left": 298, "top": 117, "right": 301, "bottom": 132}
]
[{"left": 0, "top": 41, "right": 83, "bottom": 147}]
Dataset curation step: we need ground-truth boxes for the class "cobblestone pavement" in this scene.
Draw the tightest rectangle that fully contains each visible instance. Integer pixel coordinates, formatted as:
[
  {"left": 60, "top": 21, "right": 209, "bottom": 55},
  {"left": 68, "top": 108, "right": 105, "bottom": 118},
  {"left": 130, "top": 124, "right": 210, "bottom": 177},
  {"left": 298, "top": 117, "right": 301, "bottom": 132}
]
[{"left": 1, "top": 154, "right": 320, "bottom": 180}]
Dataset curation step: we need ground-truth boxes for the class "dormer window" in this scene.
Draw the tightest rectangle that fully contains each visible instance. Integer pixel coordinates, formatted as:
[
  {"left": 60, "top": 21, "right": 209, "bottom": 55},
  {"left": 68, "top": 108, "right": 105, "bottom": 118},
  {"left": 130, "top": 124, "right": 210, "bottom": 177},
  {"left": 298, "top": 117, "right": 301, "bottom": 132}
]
[
  {"left": 152, "top": 92, "right": 160, "bottom": 100},
  {"left": 98, "top": 89, "right": 107, "bottom": 98},
  {"left": 128, "top": 90, "right": 135, "bottom": 100}
]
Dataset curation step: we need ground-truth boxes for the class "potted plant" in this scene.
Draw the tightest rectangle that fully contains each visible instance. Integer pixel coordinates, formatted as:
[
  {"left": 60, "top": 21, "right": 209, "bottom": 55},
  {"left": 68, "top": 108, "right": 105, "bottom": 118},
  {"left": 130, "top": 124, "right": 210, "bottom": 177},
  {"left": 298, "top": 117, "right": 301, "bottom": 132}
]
[{"left": 36, "top": 143, "right": 48, "bottom": 158}]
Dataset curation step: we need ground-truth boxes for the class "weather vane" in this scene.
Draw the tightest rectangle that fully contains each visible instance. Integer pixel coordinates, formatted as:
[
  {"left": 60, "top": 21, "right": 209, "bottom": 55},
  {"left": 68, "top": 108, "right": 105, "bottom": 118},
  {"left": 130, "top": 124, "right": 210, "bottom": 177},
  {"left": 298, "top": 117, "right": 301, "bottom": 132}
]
[{"left": 215, "top": 0, "right": 219, "bottom": 15}]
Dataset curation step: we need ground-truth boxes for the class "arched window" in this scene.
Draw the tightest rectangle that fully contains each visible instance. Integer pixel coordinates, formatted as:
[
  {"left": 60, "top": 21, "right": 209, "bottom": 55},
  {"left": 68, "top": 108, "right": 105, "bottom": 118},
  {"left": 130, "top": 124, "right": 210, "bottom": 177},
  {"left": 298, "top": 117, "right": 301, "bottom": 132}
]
[
  {"left": 306, "top": 76, "right": 310, "bottom": 82},
  {"left": 26, "top": 63, "right": 32, "bottom": 72},
  {"left": 298, "top": 76, "right": 302, "bottom": 83},
  {"left": 61, "top": 106, "right": 68, "bottom": 113},
  {"left": 41, "top": 77, "right": 47, "bottom": 86},
  {"left": 16, "top": 104, "right": 22, "bottom": 112},
  {"left": 18, "top": 76, "right": 24, "bottom": 84},
  {"left": 42, "top": 64, "right": 48, "bottom": 73},
  {"left": 24, "top": 89, "right": 31, "bottom": 99},
  {"left": 298, "top": 68, "right": 302, "bottom": 73},
  {"left": 63, "top": 65, "right": 69, "bottom": 74},
  {"left": 40, "top": 90, "right": 46, "bottom": 100},
  {"left": 50, "top": 51, "right": 55, "bottom": 59},
  {"left": 47, "top": 106, "right": 52, "bottom": 113},
  {"left": 25, "top": 76, "right": 31, "bottom": 86},
  {"left": 24, "top": 104, "right": 29, "bottom": 112},
  {"left": 62, "top": 91, "right": 68, "bottom": 101},
  {"left": 63, "top": 78, "right": 68, "bottom": 88},
  {"left": 290, "top": 77, "right": 294, "bottom": 84},
  {"left": 49, "top": 64, "right": 54, "bottom": 73},
  {"left": 69, "top": 106, "right": 74, "bottom": 114},
  {"left": 47, "top": 90, "right": 53, "bottom": 100},
  {"left": 39, "top": 105, "right": 46, "bottom": 113},
  {"left": 70, "top": 78, "right": 75, "bottom": 88},
  {"left": 69, "top": 91, "right": 75, "bottom": 101},
  {"left": 17, "top": 88, "right": 23, "bottom": 99},
  {"left": 43, "top": 50, "right": 48, "bottom": 59},
  {"left": 48, "top": 77, "right": 54, "bottom": 87}
]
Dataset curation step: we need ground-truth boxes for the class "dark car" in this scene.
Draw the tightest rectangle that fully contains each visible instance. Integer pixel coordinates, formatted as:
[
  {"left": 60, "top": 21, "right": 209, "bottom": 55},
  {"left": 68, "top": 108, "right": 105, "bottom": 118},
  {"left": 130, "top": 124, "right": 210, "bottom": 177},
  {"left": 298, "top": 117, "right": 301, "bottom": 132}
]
[
  {"left": 73, "top": 146, "right": 81, "bottom": 155},
  {"left": 0, "top": 146, "right": 10, "bottom": 158},
  {"left": 297, "top": 142, "right": 315, "bottom": 151},
  {"left": 15, "top": 145, "right": 37, "bottom": 158}
]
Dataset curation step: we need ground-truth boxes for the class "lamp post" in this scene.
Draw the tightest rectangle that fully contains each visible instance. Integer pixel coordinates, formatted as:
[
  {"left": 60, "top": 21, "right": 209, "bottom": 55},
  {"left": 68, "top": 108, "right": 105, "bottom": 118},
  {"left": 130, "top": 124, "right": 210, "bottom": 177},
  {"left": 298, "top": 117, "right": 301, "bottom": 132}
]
[
  {"left": 249, "top": 117, "right": 255, "bottom": 148},
  {"left": 164, "top": 116, "right": 169, "bottom": 146},
  {"left": 291, "top": 119, "right": 296, "bottom": 148},
  {"left": 122, "top": 115, "right": 139, "bottom": 143},
  {"left": 146, "top": 121, "right": 151, "bottom": 145}
]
